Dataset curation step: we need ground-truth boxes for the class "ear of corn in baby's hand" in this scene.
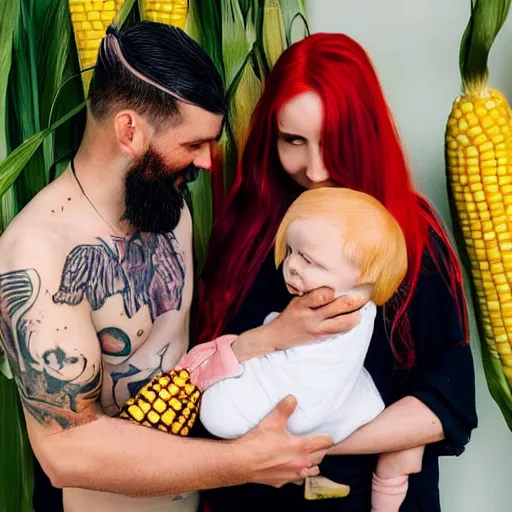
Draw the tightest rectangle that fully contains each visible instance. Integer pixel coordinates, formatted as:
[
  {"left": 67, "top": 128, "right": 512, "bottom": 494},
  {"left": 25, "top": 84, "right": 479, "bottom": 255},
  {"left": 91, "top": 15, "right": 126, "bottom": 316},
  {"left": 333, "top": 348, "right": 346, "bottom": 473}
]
[{"left": 117, "top": 369, "right": 200, "bottom": 436}]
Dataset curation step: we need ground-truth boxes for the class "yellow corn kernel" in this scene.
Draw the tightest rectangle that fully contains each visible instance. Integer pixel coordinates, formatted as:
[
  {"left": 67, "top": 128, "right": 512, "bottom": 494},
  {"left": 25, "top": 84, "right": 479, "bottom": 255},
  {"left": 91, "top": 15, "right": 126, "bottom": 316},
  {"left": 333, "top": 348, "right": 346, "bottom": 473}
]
[
  {"left": 161, "top": 409, "right": 177, "bottom": 426},
  {"left": 140, "top": 0, "right": 188, "bottom": 29},
  {"left": 147, "top": 411, "right": 160, "bottom": 424},
  {"left": 128, "top": 405, "right": 144, "bottom": 422},
  {"left": 69, "top": 0, "right": 125, "bottom": 94},
  {"left": 170, "top": 398, "right": 182, "bottom": 411},
  {"left": 153, "top": 398, "right": 167, "bottom": 414},
  {"left": 138, "top": 400, "right": 151, "bottom": 414}
]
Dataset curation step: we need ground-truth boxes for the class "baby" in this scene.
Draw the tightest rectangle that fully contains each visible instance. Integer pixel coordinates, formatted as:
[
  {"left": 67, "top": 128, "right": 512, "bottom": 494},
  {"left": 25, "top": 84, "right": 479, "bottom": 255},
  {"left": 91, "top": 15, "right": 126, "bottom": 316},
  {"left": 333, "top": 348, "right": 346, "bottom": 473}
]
[{"left": 199, "top": 188, "right": 423, "bottom": 511}]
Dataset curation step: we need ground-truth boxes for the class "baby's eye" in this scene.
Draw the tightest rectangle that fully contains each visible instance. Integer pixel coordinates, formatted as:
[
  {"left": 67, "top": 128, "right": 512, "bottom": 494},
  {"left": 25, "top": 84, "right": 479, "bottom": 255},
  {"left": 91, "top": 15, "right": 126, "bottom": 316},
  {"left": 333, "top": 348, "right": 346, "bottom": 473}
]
[
  {"left": 285, "top": 245, "right": 292, "bottom": 257},
  {"left": 299, "top": 252, "right": 312, "bottom": 265}
]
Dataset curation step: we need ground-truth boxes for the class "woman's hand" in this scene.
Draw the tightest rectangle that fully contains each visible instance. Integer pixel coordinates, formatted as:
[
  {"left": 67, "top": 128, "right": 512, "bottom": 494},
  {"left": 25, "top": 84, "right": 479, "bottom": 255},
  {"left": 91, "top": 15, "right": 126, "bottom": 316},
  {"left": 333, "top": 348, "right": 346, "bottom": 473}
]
[
  {"left": 269, "top": 287, "right": 366, "bottom": 351},
  {"left": 231, "top": 288, "right": 366, "bottom": 362}
]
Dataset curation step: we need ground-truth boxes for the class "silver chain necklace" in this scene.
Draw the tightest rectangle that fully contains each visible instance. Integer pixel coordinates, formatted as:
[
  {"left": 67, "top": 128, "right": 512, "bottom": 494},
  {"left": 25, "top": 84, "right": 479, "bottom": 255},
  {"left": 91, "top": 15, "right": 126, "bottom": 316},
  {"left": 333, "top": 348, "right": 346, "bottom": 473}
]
[{"left": 70, "top": 158, "right": 125, "bottom": 238}]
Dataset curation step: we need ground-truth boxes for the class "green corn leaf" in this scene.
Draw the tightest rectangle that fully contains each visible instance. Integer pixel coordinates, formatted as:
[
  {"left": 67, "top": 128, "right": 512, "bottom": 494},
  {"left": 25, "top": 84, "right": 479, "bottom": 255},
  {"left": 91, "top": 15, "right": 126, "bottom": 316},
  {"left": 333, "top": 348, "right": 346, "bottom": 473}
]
[
  {"left": 0, "top": 374, "right": 34, "bottom": 512},
  {"left": 39, "top": 0, "right": 76, "bottom": 128},
  {"left": 223, "top": 45, "right": 259, "bottom": 189},
  {"left": 262, "top": 0, "right": 287, "bottom": 69},
  {"left": 188, "top": 170, "right": 213, "bottom": 274},
  {"left": 480, "top": 320, "right": 512, "bottom": 430},
  {"left": 228, "top": 49, "right": 261, "bottom": 154},
  {"left": 0, "top": 102, "right": 85, "bottom": 198},
  {"left": 0, "top": 351, "right": 13, "bottom": 380},
  {"left": 0, "top": 0, "right": 20, "bottom": 233},
  {"left": 0, "top": 0, "right": 18, "bottom": 133},
  {"left": 9, "top": 0, "right": 41, "bottom": 143},
  {"left": 39, "top": 0, "right": 77, "bottom": 182},
  {"left": 278, "top": 0, "right": 310, "bottom": 46},
  {"left": 43, "top": 0, "right": 86, "bottom": 180},
  {"left": 7, "top": 0, "right": 46, "bottom": 208},
  {"left": 245, "top": 2, "right": 257, "bottom": 47},
  {"left": 0, "top": 188, "right": 18, "bottom": 234},
  {"left": 34, "top": 0, "right": 54, "bottom": 24},
  {"left": 238, "top": 0, "right": 252, "bottom": 20},
  {"left": 117, "top": 0, "right": 138, "bottom": 27},
  {"left": 0, "top": 131, "right": 49, "bottom": 197},
  {"left": 459, "top": 0, "right": 512, "bottom": 94},
  {"left": 186, "top": 0, "right": 225, "bottom": 86},
  {"left": 222, "top": 0, "right": 252, "bottom": 90},
  {"left": 185, "top": 0, "right": 224, "bottom": 257}
]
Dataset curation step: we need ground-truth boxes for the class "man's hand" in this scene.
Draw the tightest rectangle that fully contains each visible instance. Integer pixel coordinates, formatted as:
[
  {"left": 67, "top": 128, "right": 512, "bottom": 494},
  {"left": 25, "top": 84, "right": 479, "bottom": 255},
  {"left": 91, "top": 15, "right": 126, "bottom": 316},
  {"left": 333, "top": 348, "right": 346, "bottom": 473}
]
[
  {"left": 236, "top": 395, "right": 333, "bottom": 487},
  {"left": 270, "top": 287, "right": 366, "bottom": 351}
]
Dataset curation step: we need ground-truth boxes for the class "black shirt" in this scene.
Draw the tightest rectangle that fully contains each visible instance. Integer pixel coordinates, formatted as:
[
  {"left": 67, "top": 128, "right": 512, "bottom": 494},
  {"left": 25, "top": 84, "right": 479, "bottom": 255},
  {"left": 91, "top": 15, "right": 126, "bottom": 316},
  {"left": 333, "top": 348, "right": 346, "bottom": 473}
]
[{"left": 203, "top": 231, "right": 477, "bottom": 512}]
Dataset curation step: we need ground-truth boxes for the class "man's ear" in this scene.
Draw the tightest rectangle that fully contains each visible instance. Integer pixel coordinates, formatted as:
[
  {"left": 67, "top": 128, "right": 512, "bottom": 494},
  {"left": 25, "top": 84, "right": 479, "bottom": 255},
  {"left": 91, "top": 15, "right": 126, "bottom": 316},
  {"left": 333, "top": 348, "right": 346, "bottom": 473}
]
[{"left": 114, "top": 110, "right": 151, "bottom": 158}]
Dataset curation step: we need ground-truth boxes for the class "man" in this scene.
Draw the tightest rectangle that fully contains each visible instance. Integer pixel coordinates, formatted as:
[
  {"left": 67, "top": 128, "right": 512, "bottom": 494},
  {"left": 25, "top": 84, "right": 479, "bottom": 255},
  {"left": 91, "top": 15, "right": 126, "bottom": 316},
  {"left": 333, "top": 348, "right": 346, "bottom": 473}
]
[{"left": 0, "top": 22, "right": 361, "bottom": 512}]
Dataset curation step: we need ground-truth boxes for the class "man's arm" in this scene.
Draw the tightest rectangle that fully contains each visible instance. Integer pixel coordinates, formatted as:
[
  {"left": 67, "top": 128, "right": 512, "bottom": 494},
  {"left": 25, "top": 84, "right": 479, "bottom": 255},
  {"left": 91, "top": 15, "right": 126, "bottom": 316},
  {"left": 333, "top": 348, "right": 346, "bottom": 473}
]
[
  {"left": 0, "top": 235, "right": 332, "bottom": 497},
  {"left": 33, "top": 395, "right": 328, "bottom": 496}
]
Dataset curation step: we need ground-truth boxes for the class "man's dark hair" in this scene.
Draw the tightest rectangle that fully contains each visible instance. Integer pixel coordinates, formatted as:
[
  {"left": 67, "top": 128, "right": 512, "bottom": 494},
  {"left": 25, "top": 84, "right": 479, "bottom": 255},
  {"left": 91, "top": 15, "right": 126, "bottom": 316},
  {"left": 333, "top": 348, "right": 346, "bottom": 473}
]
[{"left": 88, "top": 21, "right": 226, "bottom": 125}]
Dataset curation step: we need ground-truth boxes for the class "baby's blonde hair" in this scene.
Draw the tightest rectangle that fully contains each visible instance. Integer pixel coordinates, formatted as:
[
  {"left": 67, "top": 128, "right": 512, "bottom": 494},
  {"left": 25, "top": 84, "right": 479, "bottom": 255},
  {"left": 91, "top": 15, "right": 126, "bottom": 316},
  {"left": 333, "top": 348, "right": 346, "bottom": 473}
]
[{"left": 275, "top": 188, "right": 408, "bottom": 305}]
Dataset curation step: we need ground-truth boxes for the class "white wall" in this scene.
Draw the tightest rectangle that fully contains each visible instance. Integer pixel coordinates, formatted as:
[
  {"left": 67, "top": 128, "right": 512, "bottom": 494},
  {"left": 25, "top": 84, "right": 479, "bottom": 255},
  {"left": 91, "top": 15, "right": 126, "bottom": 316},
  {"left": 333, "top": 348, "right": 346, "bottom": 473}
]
[{"left": 306, "top": 1, "right": 512, "bottom": 511}]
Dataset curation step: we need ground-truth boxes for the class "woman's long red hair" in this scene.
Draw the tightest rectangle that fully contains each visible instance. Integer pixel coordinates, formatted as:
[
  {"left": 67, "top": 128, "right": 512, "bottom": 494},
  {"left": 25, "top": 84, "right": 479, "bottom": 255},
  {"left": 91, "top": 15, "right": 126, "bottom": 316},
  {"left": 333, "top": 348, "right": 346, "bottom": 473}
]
[{"left": 196, "top": 33, "right": 468, "bottom": 368}]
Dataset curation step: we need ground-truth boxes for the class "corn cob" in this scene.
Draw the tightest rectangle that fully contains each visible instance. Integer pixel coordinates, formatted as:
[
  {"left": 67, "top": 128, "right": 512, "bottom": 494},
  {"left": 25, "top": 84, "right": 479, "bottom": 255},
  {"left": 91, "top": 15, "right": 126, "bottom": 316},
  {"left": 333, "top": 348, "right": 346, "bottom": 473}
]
[
  {"left": 140, "top": 0, "right": 189, "bottom": 29},
  {"left": 445, "top": 0, "right": 512, "bottom": 429},
  {"left": 118, "top": 368, "right": 200, "bottom": 435},
  {"left": 68, "top": 0, "right": 125, "bottom": 95}
]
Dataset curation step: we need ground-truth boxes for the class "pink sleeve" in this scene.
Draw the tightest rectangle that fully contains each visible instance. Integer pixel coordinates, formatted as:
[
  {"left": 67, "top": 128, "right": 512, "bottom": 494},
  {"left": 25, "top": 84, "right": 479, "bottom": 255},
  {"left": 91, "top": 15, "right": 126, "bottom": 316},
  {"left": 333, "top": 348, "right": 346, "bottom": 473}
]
[{"left": 176, "top": 335, "right": 244, "bottom": 391}]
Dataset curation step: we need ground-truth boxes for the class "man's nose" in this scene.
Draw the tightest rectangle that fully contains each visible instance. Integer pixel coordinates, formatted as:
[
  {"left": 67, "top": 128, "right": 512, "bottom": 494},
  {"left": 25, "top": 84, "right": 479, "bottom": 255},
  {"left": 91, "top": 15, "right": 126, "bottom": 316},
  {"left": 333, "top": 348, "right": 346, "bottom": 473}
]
[{"left": 193, "top": 145, "right": 212, "bottom": 170}]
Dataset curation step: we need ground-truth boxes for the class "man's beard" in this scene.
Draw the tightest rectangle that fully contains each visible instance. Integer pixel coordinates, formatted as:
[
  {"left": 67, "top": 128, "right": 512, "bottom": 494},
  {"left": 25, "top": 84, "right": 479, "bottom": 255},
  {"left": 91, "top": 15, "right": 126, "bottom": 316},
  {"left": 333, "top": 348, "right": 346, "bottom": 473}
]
[{"left": 122, "top": 147, "right": 199, "bottom": 233}]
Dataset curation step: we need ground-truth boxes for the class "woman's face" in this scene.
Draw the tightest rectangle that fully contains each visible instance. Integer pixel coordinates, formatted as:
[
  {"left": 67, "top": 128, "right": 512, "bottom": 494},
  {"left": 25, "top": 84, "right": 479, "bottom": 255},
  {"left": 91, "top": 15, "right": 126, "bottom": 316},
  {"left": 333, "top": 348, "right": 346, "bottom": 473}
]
[{"left": 277, "top": 91, "right": 336, "bottom": 189}]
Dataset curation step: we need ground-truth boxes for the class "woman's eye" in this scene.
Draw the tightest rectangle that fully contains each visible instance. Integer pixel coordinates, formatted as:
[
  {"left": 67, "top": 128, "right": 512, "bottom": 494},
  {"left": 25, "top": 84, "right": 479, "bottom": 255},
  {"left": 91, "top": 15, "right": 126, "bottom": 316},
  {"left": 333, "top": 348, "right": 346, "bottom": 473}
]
[{"left": 280, "top": 134, "right": 306, "bottom": 146}]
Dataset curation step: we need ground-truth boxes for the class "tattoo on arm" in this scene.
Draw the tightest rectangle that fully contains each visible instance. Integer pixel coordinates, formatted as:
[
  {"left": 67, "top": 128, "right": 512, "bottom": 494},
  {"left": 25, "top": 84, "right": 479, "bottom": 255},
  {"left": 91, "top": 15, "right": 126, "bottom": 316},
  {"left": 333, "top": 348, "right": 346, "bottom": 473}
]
[
  {"left": 0, "top": 232, "right": 188, "bottom": 425},
  {"left": 0, "top": 269, "right": 100, "bottom": 429}
]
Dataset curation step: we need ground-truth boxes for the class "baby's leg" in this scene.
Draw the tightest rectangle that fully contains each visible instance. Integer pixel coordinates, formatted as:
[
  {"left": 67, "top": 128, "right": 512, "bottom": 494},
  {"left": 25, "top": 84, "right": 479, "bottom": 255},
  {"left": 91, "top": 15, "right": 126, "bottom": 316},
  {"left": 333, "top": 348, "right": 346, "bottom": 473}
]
[{"left": 371, "top": 446, "right": 424, "bottom": 512}]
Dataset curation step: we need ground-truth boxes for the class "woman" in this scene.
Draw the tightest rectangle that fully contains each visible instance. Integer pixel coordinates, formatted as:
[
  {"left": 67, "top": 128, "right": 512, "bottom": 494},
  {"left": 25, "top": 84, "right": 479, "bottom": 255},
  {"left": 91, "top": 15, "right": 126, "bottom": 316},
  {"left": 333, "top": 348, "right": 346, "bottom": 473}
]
[{"left": 196, "top": 33, "right": 477, "bottom": 511}]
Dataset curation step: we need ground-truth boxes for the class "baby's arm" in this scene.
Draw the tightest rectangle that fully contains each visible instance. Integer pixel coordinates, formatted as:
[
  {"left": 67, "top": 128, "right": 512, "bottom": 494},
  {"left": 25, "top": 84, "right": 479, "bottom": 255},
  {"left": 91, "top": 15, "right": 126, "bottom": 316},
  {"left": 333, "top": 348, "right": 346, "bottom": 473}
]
[{"left": 371, "top": 446, "right": 424, "bottom": 512}]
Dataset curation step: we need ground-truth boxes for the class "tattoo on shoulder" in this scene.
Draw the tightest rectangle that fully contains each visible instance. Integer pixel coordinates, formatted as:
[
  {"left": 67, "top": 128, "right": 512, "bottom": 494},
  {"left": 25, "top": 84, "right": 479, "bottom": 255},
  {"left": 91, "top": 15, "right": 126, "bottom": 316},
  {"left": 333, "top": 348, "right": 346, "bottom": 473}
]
[
  {"left": 0, "top": 231, "right": 186, "bottom": 428},
  {"left": 0, "top": 269, "right": 100, "bottom": 429},
  {"left": 52, "top": 231, "right": 186, "bottom": 320}
]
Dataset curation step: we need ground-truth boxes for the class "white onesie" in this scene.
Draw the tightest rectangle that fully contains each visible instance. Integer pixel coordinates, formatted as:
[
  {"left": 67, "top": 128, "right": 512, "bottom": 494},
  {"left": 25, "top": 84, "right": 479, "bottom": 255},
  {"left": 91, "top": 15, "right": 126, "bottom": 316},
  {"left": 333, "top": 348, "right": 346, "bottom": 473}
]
[{"left": 200, "top": 301, "right": 385, "bottom": 443}]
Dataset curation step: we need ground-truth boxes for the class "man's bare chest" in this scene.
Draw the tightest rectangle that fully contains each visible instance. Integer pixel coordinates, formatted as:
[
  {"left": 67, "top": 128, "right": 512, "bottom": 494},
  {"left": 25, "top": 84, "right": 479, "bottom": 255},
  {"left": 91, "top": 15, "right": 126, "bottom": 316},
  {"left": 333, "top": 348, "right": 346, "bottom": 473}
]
[{"left": 51, "top": 226, "right": 194, "bottom": 414}]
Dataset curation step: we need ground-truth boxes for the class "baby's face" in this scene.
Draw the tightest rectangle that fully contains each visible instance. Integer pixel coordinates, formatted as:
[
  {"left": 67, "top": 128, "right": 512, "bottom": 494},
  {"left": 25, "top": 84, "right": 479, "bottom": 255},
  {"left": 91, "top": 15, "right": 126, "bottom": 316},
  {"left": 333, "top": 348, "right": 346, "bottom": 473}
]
[{"left": 282, "top": 218, "right": 360, "bottom": 296}]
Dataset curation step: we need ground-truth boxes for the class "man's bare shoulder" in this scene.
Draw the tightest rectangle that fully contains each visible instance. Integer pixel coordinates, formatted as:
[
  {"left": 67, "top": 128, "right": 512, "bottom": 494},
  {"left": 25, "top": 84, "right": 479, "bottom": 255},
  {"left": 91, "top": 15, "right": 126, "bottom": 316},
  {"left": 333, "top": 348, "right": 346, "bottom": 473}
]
[
  {"left": 0, "top": 214, "right": 67, "bottom": 274},
  {"left": 0, "top": 175, "right": 81, "bottom": 271}
]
